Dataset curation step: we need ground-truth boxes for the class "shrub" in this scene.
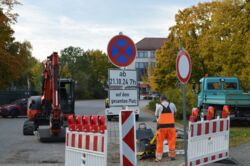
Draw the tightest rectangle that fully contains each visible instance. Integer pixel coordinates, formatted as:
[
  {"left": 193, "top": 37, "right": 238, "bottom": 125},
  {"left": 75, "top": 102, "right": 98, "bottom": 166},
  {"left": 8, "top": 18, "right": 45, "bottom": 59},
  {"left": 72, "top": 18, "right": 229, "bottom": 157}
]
[
  {"left": 147, "top": 84, "right": 197, "bottom": 120},
  {"left": 148, "top": 98, "right": 160, "bottom": 111}
]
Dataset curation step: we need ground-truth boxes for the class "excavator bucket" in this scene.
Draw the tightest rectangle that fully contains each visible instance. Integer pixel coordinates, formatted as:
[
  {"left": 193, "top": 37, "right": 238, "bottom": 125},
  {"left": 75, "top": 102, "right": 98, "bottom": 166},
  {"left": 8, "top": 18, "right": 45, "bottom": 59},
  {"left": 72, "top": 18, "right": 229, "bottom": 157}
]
[{"left": 38, "top": 128, "right": 66, "bottom": 142}]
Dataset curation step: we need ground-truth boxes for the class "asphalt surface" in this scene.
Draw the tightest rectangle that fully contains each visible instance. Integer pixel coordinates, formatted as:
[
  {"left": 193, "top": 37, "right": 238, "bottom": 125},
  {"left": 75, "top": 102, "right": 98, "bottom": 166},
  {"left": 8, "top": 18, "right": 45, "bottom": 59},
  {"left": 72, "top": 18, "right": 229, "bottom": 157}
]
[
  {"left": 1, "top": 100, "right": 250, "bottom": 166},
  {"left": 0, "top": 99, "right": 150, "bottom": 166}
]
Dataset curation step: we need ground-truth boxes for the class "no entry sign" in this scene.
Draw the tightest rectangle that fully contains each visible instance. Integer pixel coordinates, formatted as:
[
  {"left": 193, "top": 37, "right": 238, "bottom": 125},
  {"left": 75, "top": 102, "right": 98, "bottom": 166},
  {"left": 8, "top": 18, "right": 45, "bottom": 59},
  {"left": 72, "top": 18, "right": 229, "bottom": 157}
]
[
  {"left": 107, "top": 34, "right": 136, "bottom": 67},
  {"left": 176, "top": 48, "right": 192, "bottom": 165},
  {"left": 176, "top": 50, "right": 192, "bottom": 84}
]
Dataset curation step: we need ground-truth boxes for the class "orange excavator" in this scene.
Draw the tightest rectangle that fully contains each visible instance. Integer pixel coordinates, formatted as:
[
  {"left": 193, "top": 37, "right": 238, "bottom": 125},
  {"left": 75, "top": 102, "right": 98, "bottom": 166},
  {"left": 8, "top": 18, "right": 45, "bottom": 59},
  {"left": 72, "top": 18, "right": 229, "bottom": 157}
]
[{"left": 23, "top": 52, "right": 75, "bottom": 142}]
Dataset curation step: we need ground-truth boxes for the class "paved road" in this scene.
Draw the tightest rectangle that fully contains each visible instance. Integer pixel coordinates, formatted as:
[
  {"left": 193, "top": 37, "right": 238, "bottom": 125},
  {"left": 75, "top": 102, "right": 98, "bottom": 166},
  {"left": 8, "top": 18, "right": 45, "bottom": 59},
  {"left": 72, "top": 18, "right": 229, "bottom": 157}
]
[
  {"left": 0, "top": 99, "right": 150, "bottom": 166},
  {"left": 1, "top": 99, "right": 250, "bottom": 166}
]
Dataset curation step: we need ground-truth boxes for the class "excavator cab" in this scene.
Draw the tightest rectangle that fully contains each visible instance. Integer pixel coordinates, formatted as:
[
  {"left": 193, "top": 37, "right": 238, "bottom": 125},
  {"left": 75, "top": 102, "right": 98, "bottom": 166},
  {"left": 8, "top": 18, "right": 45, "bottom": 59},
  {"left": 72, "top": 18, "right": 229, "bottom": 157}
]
[
  {"left": 59, "top": 79, "right": 75, "bottom": 115},
  {"left": 23, "top": 78, "right": 76, "bottom": 142}
]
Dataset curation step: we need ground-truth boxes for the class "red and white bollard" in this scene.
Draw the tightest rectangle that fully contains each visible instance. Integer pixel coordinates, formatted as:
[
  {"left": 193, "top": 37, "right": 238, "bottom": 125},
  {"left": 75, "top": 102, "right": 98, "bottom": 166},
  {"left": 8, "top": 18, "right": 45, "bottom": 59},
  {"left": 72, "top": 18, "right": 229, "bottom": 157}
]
[{"left": 119, "top": 110, "right": 137, "bottom": 166}]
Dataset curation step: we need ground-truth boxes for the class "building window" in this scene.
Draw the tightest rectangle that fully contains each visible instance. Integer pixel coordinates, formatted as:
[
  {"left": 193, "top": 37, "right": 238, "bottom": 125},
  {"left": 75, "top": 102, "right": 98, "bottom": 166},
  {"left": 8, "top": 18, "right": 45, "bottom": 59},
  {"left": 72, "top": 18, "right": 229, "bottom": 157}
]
[
  {"left": 150, "top": 51, "right": 155, "bottom": 58},
  {"left": 137, "top": 51, "right": 151, "bottom": 58},
  {"left": 135, "top": 62, "right": 148, "bottom": 69},
  {"left": 143, "top": 51, "right": 148, "bottom": 58},
  {"left": 139, "top": 62, "right": 144, "bottom": 68},
  {"left": 135, "top": 62, "right": 139, "bottom": 68},
  {"left": 137, "top": 52, "right": 142, "bottom": 58}
]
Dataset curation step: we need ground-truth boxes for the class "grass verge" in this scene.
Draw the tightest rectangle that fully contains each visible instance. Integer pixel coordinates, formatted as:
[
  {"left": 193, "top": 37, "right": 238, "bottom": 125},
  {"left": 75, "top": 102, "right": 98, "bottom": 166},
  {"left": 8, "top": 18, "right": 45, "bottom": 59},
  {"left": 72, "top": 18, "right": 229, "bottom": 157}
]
[
  {"left": 175, "top": 120, "right": 250, "bottom": 148},
  {"left": 230, "top": 127, "right": 250, "bottom": 147}
]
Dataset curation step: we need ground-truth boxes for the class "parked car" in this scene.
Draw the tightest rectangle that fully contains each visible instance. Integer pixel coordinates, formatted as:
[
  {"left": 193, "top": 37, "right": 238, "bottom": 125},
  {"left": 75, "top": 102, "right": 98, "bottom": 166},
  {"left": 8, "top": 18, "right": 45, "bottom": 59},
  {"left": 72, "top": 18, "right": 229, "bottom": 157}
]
[
  {"left": 0, "top": 98, "right": 28, "bottom": 118},
  {"left": 151, "top": 92, "right": 160, "bottom": 100}
]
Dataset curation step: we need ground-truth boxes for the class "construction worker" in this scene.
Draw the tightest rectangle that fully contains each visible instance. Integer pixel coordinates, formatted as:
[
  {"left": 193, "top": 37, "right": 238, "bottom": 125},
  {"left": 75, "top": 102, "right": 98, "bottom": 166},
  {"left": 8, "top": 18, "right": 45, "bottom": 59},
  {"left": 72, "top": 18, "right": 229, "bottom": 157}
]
[{"left": 155, "top": 95, "right": 177, "bottom": 162}]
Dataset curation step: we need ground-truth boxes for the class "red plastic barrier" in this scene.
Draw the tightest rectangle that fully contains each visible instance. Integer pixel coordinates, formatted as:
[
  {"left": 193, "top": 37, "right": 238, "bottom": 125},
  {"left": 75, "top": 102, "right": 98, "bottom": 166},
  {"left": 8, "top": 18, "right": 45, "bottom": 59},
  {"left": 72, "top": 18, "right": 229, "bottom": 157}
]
[
  {"left": 222, "top": 105, "right": 230, "bottom": 118},
  {"left": 189, "top": 107, "right": 199, "bottom": 122},
  {"left": 90, "top": 115, "right": 98, "bottom": 125},
  {"left": 67, "top": 115, "right": 76, "bottom": 131},
  {"left": 82, "top": 115, "right": 90, "bottom": 132},
  {"left": 90, "top": 115, "right": 98, "bottom": 133},
  {"left": 68, "top": 114, "right": 106, "bottom": 133},
  {"left": 98, "top": 115, "right": 106, "bottom": 133},
  {"left": 75, "top": 115, "right": 82, "bottom": 131},
  {"left": 82, "top": 115, "right": 89, "bottom": 125},
  {"left": 98, "top": 115, "right": 105, "bottom": 126},
  {"left": 75, "top": 115, "right": 82, "bottom": 125},
  {"left": 207, "top": 106, "right": 215, "bottom": 120}
]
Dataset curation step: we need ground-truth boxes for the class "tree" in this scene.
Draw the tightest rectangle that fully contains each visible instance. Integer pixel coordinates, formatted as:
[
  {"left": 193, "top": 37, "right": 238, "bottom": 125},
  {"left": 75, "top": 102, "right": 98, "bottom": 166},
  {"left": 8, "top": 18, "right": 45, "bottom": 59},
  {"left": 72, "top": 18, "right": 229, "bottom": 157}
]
[
  {"left": 151, "top": 0, "right": 250, "bottom": 92},
  {"left": 30, "top": 60, "right": 43, "bottom": 92},
  {"left": 85, "top": 49, "right": 115, "bottom": 99},
  {"left": 0, "top": 0, "right": 35, "bottom": 90},
  {"left": 60, "top": 46, "right": 116, "bottom": 99}
]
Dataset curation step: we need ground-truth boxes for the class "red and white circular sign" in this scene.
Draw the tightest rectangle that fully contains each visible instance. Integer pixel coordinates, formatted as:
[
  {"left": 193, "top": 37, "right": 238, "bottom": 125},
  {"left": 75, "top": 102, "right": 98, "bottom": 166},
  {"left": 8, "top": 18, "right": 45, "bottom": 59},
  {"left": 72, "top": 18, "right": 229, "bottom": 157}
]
[{"left": 176, "top": 50, "right": 192, "bottom": 84}]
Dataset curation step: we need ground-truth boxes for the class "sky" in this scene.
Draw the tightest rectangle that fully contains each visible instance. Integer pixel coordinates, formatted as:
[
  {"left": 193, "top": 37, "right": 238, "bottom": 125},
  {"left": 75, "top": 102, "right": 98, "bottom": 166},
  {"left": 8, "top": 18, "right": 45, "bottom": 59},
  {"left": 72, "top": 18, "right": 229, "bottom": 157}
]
[{"left": 13, "top": 0, "right": 210, "bottom": 60}]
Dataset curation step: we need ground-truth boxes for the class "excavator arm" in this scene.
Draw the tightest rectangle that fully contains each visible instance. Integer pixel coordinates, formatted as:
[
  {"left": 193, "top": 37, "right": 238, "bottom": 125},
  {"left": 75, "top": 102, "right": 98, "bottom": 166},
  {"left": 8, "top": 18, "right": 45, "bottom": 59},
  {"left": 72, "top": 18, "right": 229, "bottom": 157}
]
[{"left": 24, "top": 52, "right": 75, "bottom": 142}]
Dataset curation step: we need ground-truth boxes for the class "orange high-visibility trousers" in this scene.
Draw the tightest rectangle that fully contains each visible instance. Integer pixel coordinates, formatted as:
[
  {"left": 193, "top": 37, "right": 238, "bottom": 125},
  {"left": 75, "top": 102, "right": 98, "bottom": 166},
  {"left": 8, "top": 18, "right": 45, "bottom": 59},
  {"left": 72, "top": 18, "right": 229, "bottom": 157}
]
[{"left": 156, "top": 128, "right": 176, "bottom": 160}]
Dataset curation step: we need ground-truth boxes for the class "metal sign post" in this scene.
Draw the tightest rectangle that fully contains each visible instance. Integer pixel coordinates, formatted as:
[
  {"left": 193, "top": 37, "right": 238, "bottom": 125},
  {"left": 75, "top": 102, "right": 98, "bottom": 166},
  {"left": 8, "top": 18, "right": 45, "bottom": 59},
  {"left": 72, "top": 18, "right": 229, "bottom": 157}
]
[
  {"left": 107, "top": 34, "right": 138, "bottom": 166},
  {"left": 182, "top": 83, "right": 188, "bottom": 165},
  {"left": 176, "top": 49, "right": 192, "bottom": 165}
]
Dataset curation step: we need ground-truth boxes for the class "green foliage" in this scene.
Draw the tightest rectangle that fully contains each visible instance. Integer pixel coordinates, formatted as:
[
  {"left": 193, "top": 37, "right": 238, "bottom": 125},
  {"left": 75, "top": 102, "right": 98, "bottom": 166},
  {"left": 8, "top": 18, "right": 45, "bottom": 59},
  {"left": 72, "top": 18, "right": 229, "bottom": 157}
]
[
  {"left": 148, "top": 85, "right": 196, "bottom": 120},
  {"left": 30, "top": 60, "right": 43, "bottom": 92},
  {"left": 151, "top": 0, "right": 250, "bottom": 92},
  {"left": 60, "top": 47, "right": 116, "bottom": 99},
  {"left": 148, "top": 98, "right": 160, "bottom": 111},
  {"left": 0, "top": 1, "right": 38, "bottom": 90},
  {"left": 149, "top": 0, "right": 250, "bottom": 119}
]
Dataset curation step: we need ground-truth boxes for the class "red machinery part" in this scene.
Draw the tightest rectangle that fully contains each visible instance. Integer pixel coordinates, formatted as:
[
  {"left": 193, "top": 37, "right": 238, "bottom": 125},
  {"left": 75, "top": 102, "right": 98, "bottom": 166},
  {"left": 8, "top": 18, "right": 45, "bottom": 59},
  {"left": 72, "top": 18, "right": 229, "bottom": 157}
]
[{"left": 27, "top": 109, "right": 42, "bottom": 120}]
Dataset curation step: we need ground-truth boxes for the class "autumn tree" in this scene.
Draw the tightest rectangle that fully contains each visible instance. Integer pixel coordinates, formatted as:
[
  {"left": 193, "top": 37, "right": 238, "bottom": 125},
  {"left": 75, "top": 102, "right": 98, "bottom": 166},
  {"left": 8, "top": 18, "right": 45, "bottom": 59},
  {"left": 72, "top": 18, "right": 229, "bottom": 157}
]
[
  {"left": 0, "top": 0, "right": 35, "bottom": 90},
  {"left": 148, "top": 0, "right": 250, "bottom": 116},
  {"left": 151, "top": 0, "right": 250, "bottom": 92}
]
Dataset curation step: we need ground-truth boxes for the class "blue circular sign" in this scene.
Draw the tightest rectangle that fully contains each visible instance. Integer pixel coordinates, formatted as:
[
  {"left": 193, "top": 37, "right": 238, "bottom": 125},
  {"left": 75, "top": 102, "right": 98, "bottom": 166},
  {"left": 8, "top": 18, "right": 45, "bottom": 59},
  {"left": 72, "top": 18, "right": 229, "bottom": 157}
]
[{"left": 107, "top": 35, "right": 136, "bottom": 67}]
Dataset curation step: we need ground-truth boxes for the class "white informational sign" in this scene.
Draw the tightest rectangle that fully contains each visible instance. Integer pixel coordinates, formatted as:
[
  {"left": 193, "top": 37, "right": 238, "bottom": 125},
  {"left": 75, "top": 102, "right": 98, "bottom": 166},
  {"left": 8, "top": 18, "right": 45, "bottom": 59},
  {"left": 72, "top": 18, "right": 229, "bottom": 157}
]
[
  {"left": 109, "top": 69, "right": 137, "bottom": 88},
  {"left": 109, "top": 89, "right": 138, "bottom": 106},
  {"left": 108, "top": 69, "right": 138, "bottom": 107}
]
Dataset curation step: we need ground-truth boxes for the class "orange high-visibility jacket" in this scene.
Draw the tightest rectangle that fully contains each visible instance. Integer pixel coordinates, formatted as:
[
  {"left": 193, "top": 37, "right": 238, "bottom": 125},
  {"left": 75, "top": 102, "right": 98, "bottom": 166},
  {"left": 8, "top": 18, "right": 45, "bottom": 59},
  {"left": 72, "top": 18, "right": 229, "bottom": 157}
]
[{"left": 157, "top": 104, "right": 175, "bottom": 129}]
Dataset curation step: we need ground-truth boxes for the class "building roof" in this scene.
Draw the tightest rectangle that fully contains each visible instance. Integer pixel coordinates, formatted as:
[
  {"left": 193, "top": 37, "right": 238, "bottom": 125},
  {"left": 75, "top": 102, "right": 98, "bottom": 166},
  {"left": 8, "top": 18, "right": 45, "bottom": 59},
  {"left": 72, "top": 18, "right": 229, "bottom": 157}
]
[{"left": 136, "top": 37, "right": 167, "bottom": 50}]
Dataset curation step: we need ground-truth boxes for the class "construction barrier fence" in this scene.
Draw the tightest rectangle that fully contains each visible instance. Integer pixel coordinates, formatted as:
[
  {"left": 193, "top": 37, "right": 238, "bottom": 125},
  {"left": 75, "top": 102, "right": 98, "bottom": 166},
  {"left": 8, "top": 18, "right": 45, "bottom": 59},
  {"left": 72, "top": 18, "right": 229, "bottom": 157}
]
[
  {"left": 65, "top": 115, "right": 108, "bottom": 166},
  {"left": 187, "top": 117, "right": 230, "bottom": 166}
]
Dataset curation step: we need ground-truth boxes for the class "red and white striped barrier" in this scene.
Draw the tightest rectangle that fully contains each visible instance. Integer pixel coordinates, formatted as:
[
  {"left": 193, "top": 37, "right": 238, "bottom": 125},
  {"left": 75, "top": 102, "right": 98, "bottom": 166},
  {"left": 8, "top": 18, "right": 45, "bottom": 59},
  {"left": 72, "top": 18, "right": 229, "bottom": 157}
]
[
  {"left": 187, "top": 117, "right": 230, "bottom": 166},
  {"left": 65, "top": 115, "right": 108, "bottom": 166},
  {"left": 119, "top": 110, "right": 137, "bottom": 166}
]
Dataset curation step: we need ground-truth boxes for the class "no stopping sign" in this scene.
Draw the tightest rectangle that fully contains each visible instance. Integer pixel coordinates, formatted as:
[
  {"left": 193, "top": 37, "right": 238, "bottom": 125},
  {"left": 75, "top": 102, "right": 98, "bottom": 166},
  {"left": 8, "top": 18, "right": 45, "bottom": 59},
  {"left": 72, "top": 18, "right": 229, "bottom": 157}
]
[{"left": 176, "top": 50, "right": 192, "bottom": 84}]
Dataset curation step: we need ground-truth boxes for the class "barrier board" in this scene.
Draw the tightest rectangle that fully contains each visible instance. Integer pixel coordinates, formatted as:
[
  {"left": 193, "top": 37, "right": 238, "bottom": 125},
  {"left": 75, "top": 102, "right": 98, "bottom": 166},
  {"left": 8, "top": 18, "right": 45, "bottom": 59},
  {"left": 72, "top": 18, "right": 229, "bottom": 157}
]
[{"left": 187, "top": 117, "right": 230, "bottom": 166}]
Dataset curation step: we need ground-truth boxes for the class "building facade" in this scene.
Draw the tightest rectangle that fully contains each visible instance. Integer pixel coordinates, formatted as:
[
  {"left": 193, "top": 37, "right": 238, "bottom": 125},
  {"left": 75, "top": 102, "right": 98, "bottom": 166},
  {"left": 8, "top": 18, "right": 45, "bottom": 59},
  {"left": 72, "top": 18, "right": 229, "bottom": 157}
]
[{"left": 127, "top": 37, "right": 167, "bottom": 98}]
